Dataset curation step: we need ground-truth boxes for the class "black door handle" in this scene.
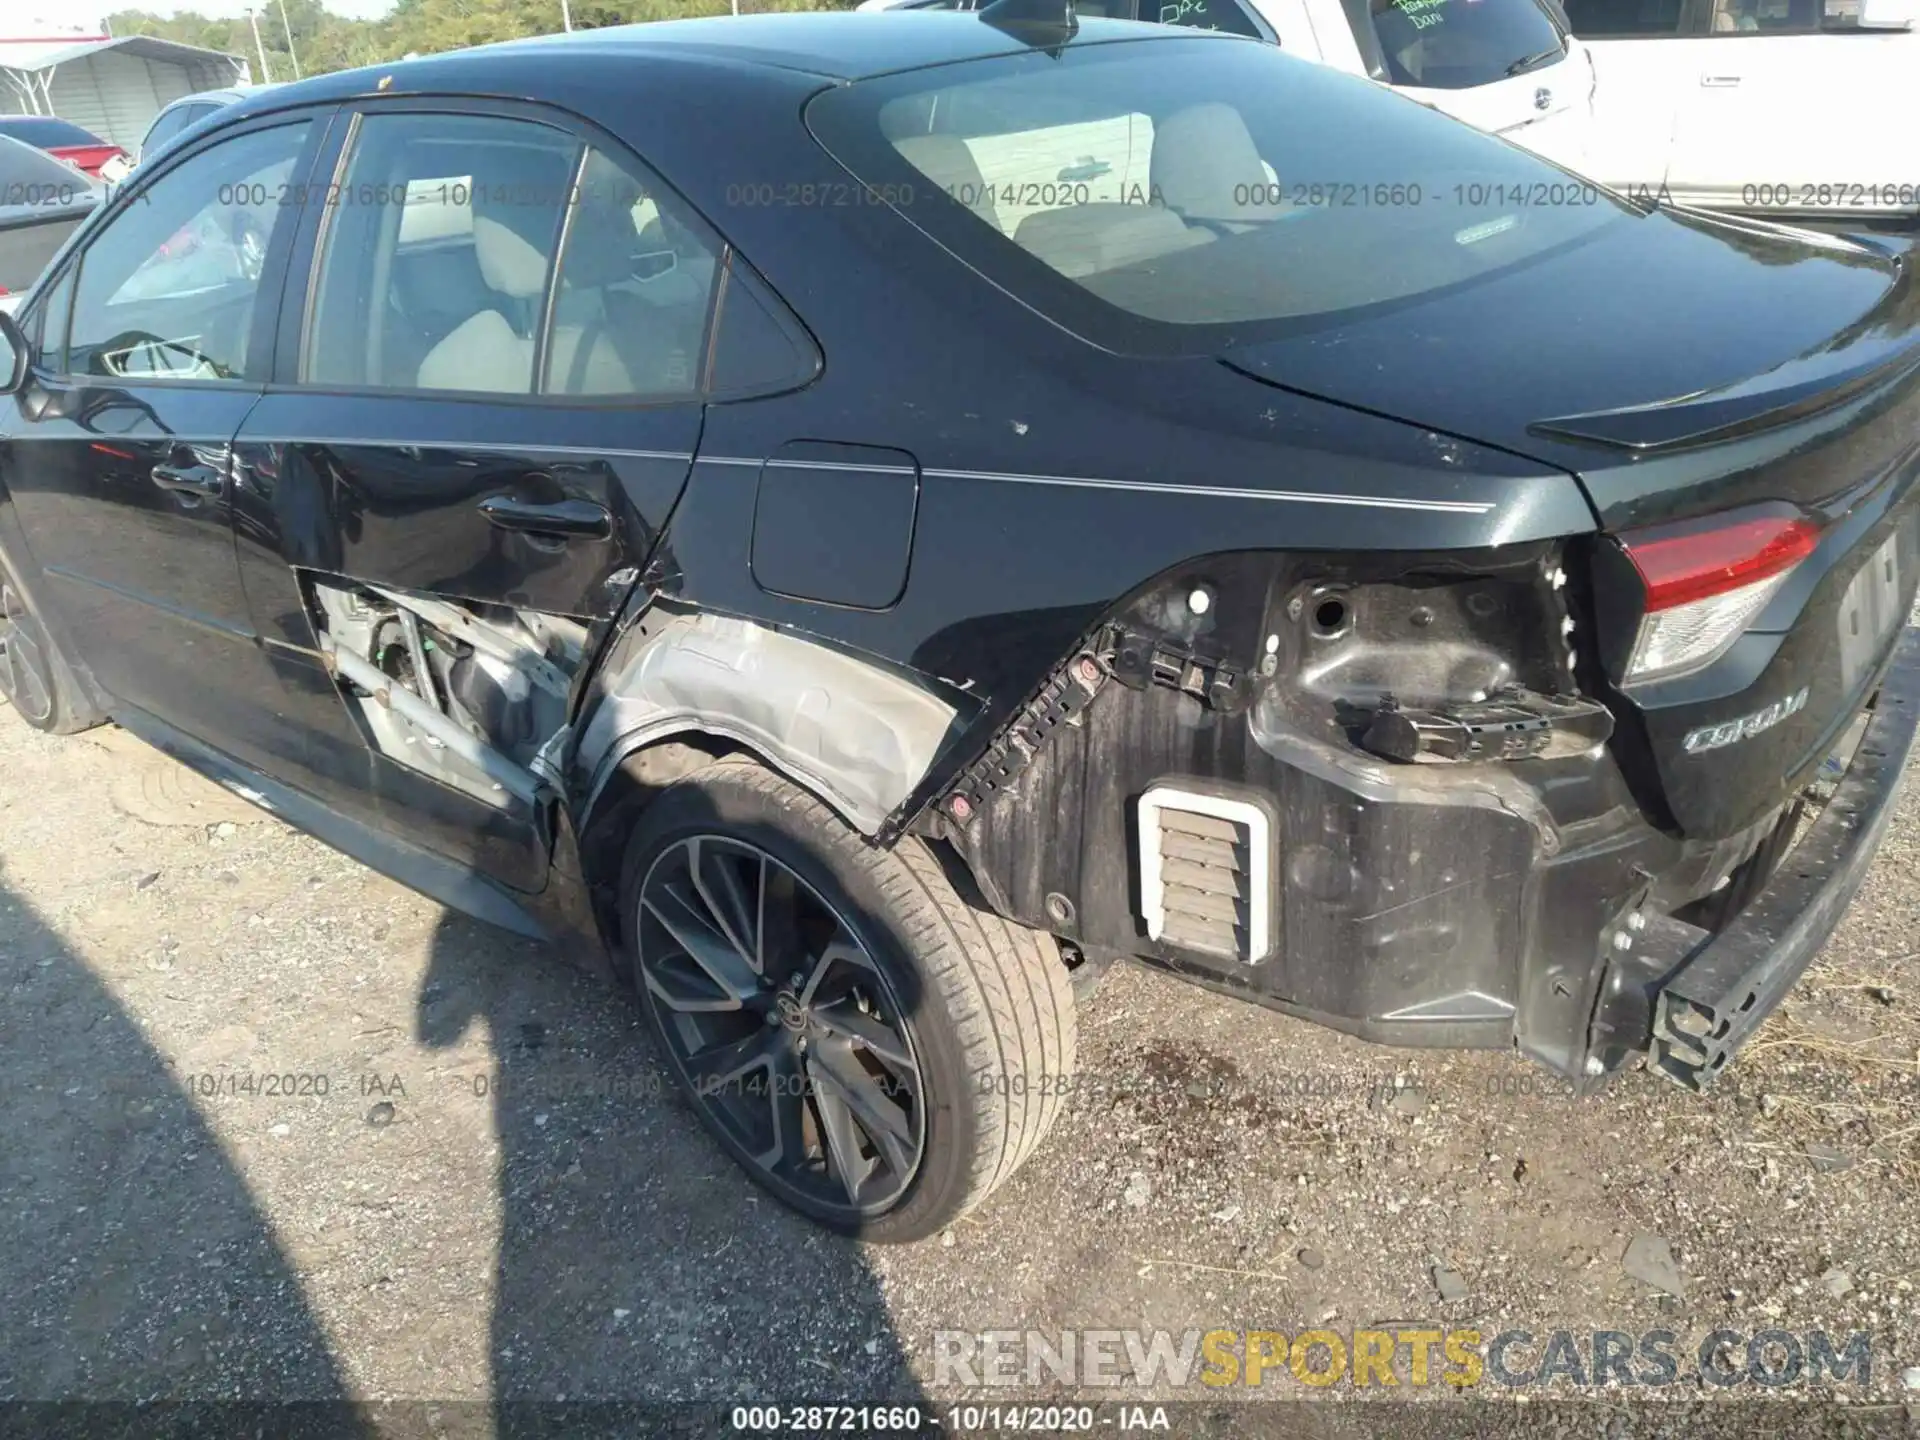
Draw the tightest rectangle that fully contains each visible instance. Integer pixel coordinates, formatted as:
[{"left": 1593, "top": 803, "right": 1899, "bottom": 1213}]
[
  {"left": 478, "top": 494, "right": 613, "bottom": 540},
  {"left": 151, "top": 460, "right": 223, "bottom": 498}
]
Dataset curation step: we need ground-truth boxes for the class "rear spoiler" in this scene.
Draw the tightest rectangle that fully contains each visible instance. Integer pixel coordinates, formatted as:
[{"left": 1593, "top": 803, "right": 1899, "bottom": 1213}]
[{"left": 1530, "top": 249, "right": 1920, "bottom": 455}]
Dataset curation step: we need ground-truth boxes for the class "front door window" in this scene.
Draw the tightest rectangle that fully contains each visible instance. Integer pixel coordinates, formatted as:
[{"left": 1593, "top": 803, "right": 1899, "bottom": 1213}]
[{"left": 66, "top": 123, "right": 308, "bottom": 382}]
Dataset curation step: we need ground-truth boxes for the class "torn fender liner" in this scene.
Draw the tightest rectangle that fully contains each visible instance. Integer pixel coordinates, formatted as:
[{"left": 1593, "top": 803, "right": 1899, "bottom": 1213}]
[{"left": 576, "top": 610, "right": 962, "bottom": 835}]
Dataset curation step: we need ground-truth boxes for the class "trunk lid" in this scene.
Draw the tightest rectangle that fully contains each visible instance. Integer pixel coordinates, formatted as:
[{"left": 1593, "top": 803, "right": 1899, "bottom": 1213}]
[
  {"left": 1221, "top": 209, "right": 1915, "bottom": 520},
  {"left": 1224, "top": 210, "right": 1920, "bottom": 841}
]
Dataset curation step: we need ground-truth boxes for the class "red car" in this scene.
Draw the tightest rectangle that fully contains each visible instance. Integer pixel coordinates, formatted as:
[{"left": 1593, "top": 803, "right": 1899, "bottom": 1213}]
[{"left": 0, "top": 115, "right": 126, "bottom": 180}]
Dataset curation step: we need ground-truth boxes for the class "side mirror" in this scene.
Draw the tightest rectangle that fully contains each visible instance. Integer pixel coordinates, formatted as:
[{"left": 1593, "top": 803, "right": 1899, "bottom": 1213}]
[{"left": 0, "top": 308, "right": 29, "bottom": 396}]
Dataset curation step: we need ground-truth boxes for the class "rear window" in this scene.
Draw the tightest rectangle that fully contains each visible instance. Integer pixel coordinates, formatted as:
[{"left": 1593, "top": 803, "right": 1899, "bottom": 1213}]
[
  {"left": 0, "top": 116, "right": 107, "bottom": 149},
  {"left": 1351, "top": 0, "right": 1568, "bottom": 89},
  {"left": 807, "top": 34, "right": 1627, "bottom": 350}
]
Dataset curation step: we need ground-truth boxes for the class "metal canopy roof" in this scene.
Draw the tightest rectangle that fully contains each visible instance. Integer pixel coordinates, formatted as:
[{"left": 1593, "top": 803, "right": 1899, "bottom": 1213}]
[{"left": 0, "top": 34, "right": 247, "bottom": 73}]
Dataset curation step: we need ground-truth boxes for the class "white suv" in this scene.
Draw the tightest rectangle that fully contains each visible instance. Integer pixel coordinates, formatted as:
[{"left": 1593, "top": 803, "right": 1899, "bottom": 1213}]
[
  {"left": 1566, "top": 0, "right": 1918, "bottom": 225},
  {"left": 857, "top": 0, "right": 1600, "bottom": 171}
]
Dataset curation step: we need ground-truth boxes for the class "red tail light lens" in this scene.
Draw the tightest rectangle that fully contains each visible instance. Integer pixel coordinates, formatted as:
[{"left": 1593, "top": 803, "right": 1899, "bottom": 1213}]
[
  {"left": 1625, "top": 510, "right": 1821, "bottom": 612},
  {"left": 1618, "top": 506, "right": 1821, "bottom": 683}
]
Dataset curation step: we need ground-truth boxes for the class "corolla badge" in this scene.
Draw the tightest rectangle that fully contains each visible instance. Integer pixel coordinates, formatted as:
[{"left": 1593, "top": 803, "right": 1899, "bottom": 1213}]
[
  {"left": 1534, "top": 87, "right": 1553, "bottom": 112},
  {"left": 1683, "top": 686, "right": 1810, "bottom": 754}
]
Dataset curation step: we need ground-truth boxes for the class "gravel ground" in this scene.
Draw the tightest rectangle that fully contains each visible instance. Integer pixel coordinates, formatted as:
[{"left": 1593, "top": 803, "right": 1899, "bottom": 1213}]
[{"left": 3, "top": 695, "right": 1919, "bottom": 1435}]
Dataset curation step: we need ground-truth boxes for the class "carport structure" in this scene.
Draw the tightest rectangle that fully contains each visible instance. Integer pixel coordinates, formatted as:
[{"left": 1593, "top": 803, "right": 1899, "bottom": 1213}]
[{"left": 0, "top": 34, "right": 249, "bottom": 150}]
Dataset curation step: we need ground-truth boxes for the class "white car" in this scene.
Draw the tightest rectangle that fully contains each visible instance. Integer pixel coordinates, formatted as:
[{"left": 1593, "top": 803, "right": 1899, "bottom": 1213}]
[
  {"left": 1567, "top": 0, "right": 1919, "bottom": 226},
  {"left": 858, "top": 0, "right": 1601, "bottom": 170}
]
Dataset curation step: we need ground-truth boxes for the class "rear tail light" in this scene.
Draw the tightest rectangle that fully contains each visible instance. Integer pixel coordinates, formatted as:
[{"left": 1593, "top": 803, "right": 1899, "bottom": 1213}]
[{"left": 1620, "top": 505, "right": 1820, "bottom": 683}]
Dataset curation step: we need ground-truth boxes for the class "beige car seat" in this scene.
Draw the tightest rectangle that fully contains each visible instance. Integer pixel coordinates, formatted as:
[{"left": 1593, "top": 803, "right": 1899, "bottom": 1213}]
[
  {"left": 417, "top": 154, "right": 635, "bottom": 395},
  {"left": 1150, "top": 102, "right": 1278, "bottom": 230}
]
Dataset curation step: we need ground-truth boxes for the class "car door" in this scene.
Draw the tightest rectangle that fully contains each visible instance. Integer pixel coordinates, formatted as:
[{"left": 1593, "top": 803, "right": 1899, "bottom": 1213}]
[
  {"left": 1565, "top": 0, "right": 1708, "bottom": 198},
  {"left": 1663, "top": 4, "right": 1920, "bottom": 219},
  {"left": 232, "top": 101, "right": 716, "bottom": 893},
  {"left": 0, "top": 115, "right": 328, "bottom": 756}
]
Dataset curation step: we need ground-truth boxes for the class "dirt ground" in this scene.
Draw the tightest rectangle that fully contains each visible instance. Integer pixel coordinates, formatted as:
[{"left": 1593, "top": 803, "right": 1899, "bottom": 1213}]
[{"left": 3, "top": 694, "right": 1919, "bottom": 1435}]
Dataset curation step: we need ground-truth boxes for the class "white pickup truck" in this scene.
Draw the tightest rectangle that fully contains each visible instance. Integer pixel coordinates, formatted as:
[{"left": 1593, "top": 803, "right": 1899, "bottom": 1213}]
[
  {"left": 1567, "top": 0, "right": 1919, "bottom": 226},
  {"left": 856, "top": 0, "right": 1601, "bottom": 172}
]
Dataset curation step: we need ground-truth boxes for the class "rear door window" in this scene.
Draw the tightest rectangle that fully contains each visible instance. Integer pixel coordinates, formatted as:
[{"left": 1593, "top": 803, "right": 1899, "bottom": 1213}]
[
  {"left": 300, "top": 108, "right": 721, "bottom": 399},
  {"left": 542, "top": 146, "right": 721, "bottom": 396},
  {"left": 303, "top": 112, "right": 577, "bottom": 394}
]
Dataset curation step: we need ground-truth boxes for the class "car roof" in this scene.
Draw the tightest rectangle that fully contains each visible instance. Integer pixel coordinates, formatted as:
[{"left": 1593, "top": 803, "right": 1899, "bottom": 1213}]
[
  {"left": 229, "top": 11, "right": 1174, "bottom": 114},
  {"left": 159, "top": 84, "right": 272, "bottom": 112},
  {"left": 0, "top": 115, "right": 104, "bottom": 139},
  {"left": 160, "top": 90, "right": 238, "bottom": 109},
  {"left": 496, "top": 11, "right": 1163, "bottom": 78}
]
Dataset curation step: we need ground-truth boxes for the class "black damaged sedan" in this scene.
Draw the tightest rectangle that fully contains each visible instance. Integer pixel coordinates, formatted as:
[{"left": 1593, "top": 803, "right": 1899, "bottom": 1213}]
[{"left": 2, "top": 9, "right": 1917, "bottom": 1239}]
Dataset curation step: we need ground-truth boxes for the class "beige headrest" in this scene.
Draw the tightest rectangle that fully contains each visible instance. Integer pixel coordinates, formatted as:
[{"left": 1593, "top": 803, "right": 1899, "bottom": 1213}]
[
  {"left": 473, "top": 213, "right": 552, "bottom": 299},
  {"left": 1150, "top": 103, "right": 1274, "bottom": 226}
]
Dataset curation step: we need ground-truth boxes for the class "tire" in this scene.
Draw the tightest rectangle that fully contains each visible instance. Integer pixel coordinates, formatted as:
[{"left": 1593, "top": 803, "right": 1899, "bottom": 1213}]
[
  {"left": 0, "top": 551, "right": 99, "bottom": 736},
  {"left": 618, "top": 756, "right": 1075, "bottom": 1242}
]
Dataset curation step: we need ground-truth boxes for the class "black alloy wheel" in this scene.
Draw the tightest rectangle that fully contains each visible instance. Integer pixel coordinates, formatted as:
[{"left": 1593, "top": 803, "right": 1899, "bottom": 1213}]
[{"left": 635, "top": 833, "right": 927, "bottom": 1220}]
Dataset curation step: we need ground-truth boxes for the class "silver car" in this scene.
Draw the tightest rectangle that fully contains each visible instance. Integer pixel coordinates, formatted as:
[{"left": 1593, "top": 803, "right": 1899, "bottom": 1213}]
[{"left": 98, "top": 85, "right": 280, "bottom": 184}]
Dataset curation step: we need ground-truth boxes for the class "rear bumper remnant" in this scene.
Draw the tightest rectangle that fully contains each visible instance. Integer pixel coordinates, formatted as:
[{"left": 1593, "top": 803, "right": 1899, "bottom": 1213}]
[{"left": 1630, "top": 626, "right": 1920, "bottom": 1089}]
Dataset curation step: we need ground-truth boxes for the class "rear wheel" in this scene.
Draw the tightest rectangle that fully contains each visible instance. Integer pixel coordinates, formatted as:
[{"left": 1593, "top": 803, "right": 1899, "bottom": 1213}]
[
  {"left": 619, "top": 757, "right": 1075, "bottom": 1241},
  {"left": 0, "top": 554, "right": 97, "bottom": 735}
]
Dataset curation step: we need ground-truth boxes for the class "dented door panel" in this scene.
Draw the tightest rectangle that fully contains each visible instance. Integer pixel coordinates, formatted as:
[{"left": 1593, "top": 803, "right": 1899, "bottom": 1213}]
[
  {"left": 226, "top": 397, "right": 696, "bottom": 893},
  {"left": 230, "top": 396, "right": 694, "bottom": 638}
]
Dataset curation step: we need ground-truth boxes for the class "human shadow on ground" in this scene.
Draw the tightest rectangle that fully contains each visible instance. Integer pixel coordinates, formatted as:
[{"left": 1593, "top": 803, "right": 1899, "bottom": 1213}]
[
  {"left": 416, "top": 812, "right": 932, "bottom": 1435},
  {"left": 0, "top": 862, "right": 361, "bottom": 1439}
]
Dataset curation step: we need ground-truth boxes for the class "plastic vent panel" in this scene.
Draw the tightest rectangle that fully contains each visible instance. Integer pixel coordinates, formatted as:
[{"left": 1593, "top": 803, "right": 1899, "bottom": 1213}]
[{"left": 1138, "top": 787, "right": 1271, "bottom": 963}]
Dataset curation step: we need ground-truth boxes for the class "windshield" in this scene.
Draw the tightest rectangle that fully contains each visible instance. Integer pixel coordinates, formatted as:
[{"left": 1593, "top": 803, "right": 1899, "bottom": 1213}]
[
  {"left": 1352, "top": 0, "right": 1568, "bottom": 89},
  {"left": 806, "top": 32, "right": 1629, "bottom": 350}
]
